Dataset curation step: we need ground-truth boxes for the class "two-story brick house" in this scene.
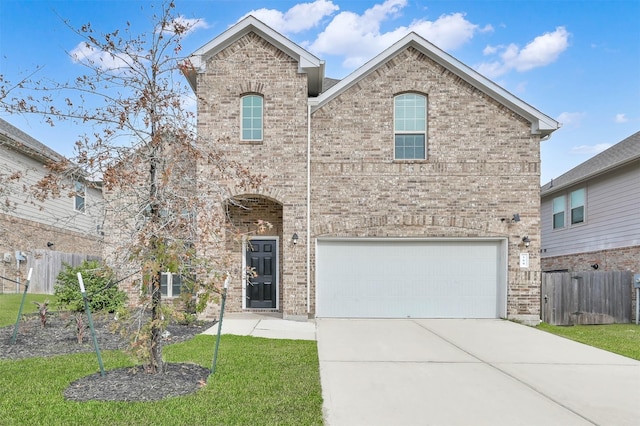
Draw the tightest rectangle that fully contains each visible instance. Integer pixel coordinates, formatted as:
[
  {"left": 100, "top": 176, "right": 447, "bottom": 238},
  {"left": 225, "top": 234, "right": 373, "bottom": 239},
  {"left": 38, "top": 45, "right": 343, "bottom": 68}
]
[{"left": 184, "top": 16, "right": 559, "bottom": 324}]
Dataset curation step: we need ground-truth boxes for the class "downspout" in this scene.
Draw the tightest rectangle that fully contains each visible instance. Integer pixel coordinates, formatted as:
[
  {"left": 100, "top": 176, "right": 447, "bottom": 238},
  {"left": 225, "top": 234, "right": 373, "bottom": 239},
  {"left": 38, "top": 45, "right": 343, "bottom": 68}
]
[{"left": 306, "top": 103, "right": 312, "bottom": 314}]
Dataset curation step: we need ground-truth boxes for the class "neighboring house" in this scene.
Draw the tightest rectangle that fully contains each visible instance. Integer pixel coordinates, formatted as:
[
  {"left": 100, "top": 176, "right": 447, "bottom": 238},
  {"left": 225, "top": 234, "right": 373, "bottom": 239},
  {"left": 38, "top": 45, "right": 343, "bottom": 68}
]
[
  {"left": 0, "top": 118, "right": 103, "bottom": 293},
  {"left": 183, "top": 16, "right": 559, "bottom": 324},
  {"left": 540, "top": 131, "right": 640, "bottom": 273}
]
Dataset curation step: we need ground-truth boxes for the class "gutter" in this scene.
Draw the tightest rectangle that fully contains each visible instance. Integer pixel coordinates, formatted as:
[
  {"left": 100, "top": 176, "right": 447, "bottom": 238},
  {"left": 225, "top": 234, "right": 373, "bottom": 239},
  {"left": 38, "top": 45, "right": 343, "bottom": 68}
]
[{"left": 306, "top": 103, "right": 312, "bottom": 314}]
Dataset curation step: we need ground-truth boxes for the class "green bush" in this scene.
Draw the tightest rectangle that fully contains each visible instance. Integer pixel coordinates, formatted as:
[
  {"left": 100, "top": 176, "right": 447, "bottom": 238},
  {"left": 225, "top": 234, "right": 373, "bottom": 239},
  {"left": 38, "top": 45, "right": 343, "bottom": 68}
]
[{"left": 54, "top": 260, "right": 127, "bottom": 313}]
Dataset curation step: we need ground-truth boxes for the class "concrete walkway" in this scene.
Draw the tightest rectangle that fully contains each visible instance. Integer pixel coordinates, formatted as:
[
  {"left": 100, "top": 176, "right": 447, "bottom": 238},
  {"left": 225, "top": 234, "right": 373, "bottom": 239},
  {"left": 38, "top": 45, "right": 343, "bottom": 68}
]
[
  {"left": 202, "top": 312, "right": 316, "bottom": 341},
  {"left": 317, "top": 318, "right": 640, "bottom": 426}
]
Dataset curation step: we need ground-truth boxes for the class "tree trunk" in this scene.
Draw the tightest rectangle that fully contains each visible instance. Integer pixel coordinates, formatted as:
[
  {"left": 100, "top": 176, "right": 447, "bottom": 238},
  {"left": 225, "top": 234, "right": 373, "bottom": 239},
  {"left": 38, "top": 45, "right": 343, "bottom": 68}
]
[{"left": 149, "top": 270, "right": 163, "bottom": 373}]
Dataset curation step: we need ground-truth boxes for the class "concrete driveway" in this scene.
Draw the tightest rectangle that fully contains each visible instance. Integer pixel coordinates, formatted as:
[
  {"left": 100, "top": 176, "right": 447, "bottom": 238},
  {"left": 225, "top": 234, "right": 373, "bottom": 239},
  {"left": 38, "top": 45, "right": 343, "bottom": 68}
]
[{"left": 317, "top": 319, "right": 640, "bottom": 426}]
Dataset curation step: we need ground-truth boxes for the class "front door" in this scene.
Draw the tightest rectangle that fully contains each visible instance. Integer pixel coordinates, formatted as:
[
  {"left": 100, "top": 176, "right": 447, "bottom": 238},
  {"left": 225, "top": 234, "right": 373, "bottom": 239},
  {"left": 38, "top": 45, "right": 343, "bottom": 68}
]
[{"left": 245, "top": 239, "right": 277, "bottom": 309}]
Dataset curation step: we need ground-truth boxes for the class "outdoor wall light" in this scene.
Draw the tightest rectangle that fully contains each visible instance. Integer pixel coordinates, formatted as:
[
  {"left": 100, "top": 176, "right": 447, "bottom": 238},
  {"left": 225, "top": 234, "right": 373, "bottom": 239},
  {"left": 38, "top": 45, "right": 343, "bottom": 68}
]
[
  {"left": 522, "top": 236, "right": 530, "bottom": 247},
  {"left": 292, "top": 233, "right": 299, "bottom": 245},
  {"left": 46, "top": 242, "right": 55, "bottom": 248},
  {"left": 501, "top": 214, "right": 521, "bottom": 223}
]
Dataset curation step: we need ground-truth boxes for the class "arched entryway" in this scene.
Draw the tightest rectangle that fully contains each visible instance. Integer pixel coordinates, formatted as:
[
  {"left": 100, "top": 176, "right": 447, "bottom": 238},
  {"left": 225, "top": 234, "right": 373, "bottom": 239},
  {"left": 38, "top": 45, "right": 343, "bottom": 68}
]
[{"left": 225, "top": 195, "right": 283, "bottom": 311}]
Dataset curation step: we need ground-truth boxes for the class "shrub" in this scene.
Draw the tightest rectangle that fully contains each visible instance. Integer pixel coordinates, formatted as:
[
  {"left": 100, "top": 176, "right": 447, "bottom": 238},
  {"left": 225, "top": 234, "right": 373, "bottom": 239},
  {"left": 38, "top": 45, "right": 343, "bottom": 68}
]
[{"left": 54, "top": 260, "right": 127, "bottom": 314}]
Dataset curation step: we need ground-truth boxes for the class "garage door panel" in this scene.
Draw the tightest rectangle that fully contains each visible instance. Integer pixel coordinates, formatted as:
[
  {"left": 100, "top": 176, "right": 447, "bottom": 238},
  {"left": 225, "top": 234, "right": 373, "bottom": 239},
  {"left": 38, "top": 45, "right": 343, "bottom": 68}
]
[{"left": 316, "top": 239, "right": 505, "bottom": 318}]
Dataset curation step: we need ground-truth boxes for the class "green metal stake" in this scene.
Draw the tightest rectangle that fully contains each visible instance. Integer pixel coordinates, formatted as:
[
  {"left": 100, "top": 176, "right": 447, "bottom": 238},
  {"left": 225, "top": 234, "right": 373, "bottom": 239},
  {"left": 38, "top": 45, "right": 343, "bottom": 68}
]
[
  {"left": 10, "top": 268, "right": 32, "bottom": 344},
  {"left": 78, "top": 272, "right": 105, "bottom": 377},
  {"left": 210, "top": 275, "right": 230, "bottom": 376}
]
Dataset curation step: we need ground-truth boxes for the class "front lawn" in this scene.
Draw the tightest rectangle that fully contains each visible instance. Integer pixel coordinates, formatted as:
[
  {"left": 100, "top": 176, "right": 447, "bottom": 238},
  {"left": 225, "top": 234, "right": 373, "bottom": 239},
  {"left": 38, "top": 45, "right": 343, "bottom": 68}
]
[
  {"left": 0, "top": 293, "right": 58, "bottom": 326},
  {"left": 537, "top": 322, "right": 640, "bottom": 361},
  {"left": 0, "top": 294, "right": 323, "bottom": 425},
  {"left": 0, "top": 334, "right": 323, "bottom": 425}
]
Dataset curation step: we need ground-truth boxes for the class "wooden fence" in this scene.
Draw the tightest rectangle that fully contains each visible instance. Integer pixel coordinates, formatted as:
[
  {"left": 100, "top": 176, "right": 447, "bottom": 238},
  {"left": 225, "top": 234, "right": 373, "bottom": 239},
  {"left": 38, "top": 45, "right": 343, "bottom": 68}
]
[
  {"left": 541, "top": 271, "right": 633, "bottom": 325},
  {"left": 25, "top": 250, "right": 101, "bottom": 294}
]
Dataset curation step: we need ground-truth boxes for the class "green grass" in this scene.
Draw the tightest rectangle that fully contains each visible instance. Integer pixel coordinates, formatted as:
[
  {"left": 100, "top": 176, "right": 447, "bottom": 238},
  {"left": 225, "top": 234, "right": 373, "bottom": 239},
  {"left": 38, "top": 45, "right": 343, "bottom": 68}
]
[
  {"left": 537, "top": 323, "right": 640, "bottom": 361},
  {"left": 1, "top": 294, "right": 323, "bottom": 424},
  {"left": 0, "top": 335, "right": 323, "bottom": 425},
  {"left": 0, "top": 293, "right": 58, "bottom": 326}
]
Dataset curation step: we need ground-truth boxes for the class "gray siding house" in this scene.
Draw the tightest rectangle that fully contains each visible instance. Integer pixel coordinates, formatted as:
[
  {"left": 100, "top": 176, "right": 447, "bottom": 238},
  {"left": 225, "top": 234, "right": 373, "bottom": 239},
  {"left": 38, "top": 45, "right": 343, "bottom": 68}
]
[
  {"left": 0, "top": 118, "right": 102, "bottom": 292},
  {"left": 541, "top": 131, "right": 640, "bottom": 273},
  {"left": 184, "top": 16, "right": 559, "bottom": 324}
]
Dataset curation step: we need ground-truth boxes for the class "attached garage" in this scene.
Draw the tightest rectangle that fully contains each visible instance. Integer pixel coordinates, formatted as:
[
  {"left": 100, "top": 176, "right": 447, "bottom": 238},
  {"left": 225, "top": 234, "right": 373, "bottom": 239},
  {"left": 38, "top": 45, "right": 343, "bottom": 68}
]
[{"left": 316, "top": 238, "right": 507, "bottom": 318}]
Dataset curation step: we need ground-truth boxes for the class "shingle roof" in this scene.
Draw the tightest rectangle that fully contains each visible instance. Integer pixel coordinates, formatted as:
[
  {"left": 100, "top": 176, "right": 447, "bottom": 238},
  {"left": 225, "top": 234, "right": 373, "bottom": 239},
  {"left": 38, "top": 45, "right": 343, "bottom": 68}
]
[
  {"left": 0, "top": 118, "right": 64, "bottom": 163},
  {"left": 541, "top": 130, "right": 640, "bottom": 196}
]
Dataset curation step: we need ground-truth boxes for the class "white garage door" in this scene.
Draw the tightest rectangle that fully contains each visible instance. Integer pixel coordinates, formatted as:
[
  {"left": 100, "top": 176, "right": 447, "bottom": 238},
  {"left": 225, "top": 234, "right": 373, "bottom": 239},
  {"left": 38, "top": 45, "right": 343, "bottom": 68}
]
[{"left": 316, "top": 239, "right": 506, "bottom": 318}]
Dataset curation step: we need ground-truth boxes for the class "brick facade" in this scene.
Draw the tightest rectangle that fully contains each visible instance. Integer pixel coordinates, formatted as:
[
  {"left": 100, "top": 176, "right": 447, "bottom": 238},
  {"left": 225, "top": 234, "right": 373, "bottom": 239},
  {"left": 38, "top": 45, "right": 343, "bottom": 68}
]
[{"left": 192, "top": 22, "right": 551, "bottom": 323}]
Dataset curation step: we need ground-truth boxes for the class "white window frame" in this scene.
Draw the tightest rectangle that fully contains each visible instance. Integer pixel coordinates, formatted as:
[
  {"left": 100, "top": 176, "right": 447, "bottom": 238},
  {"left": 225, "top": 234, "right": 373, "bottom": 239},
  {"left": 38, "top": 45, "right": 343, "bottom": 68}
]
[
  {"left": 160, "top": 272, "right": 183, "bottom": 298},
  {"left": 74, "top": 180, "right": 86, "bottom": 213},
  {"left": 552, "top": 195, "right": 565, "bottom": 229},
  {"left": 240, "top": 94, "right": 263, "bottom": 141},
  {"left": 394, "top": 93, "right": 427, "bottom": 160},
  {"left": 570, "top": 188, "right": 586, "bottom": 225}
]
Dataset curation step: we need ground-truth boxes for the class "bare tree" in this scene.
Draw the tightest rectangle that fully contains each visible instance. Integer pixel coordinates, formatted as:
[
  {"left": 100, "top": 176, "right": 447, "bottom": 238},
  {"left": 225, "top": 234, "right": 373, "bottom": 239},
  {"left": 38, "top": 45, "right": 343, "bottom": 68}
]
[{"left": 0, "top": 1, "right": 263, "bottom": 372}]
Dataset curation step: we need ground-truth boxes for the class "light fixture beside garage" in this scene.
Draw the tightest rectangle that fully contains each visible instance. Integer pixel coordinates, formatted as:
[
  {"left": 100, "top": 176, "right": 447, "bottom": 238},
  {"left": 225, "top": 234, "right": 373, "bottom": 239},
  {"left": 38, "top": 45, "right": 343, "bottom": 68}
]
[
  {"left": 522, "top": 236, "right": 530, "bottom": 247},
  {"left": 292, "top": 233, "right": 299, "bottom": 245}
]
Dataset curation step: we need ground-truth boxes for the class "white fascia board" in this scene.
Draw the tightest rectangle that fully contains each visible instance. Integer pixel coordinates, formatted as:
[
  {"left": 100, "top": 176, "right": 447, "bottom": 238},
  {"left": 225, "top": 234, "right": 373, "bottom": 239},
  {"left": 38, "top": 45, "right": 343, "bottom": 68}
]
[
  {"left": 314, "top": 33, "right": 559, "bottom": 138},
  {"left": 184, "top": 16, "right": 322, "bottom": 92}
]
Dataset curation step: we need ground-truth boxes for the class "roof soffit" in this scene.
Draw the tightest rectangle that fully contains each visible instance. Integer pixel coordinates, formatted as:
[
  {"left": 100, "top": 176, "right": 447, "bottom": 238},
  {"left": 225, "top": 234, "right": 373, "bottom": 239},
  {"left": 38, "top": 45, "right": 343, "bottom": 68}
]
[{"left": 312, "top": 32, "right": 559, "bottom": 137}]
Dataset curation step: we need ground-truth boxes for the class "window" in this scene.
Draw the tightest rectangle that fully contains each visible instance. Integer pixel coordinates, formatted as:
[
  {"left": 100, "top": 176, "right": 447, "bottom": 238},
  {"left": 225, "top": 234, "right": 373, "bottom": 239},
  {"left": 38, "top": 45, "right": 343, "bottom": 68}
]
[
  {"left": 74, "top": 181, "right": 86, "bottom": 212},
  {"left": 241, "top": 95, "right": 263, "bottom": 141},
  {"left": 552, "top": 195, "right": 565, "bottom": 229},
  {"left": 394, "top": 93, "right": 426, "bottom": 160},
  {"left": 551, "top": 188, "right": 587, "bottom": 230},
  {"left": 160, "top": 272, "right": 183, "bottom": 298},
  {"left": 570, "top": 188, "right": 585, "bottom": 224}
]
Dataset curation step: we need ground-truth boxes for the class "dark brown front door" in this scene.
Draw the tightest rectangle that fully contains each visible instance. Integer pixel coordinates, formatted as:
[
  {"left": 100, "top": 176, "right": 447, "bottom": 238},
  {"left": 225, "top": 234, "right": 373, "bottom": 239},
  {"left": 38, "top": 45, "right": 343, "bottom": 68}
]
[{"left": 246, "top": 239, "right": 277, "bottom": 309}]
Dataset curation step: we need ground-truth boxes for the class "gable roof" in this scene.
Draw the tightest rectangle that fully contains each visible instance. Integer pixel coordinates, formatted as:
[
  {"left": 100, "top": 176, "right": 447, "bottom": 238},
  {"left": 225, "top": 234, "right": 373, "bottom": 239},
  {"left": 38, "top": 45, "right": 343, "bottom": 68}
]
[
  {"left": 183, "top": 15, "right": 325, "bottom": 96},
  {"left": 311, "top": 32, "right": 559, "bottom": 138},
  {"left": 0, "top": 118, "right": 63, "bottom": 164},
  {"left": 541, "top": 130, "right": 640, "bottom": 196}
]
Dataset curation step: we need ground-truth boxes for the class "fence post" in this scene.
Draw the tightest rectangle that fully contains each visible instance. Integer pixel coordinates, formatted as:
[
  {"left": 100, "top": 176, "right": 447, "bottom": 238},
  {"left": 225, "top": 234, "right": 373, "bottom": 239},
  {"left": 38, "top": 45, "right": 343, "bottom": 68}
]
[
  {"left": 77, "top": 272, "right": 105, "bottom": 376},
  {"left": 10, "top": 268, "right": 32, "bottom": 344}
]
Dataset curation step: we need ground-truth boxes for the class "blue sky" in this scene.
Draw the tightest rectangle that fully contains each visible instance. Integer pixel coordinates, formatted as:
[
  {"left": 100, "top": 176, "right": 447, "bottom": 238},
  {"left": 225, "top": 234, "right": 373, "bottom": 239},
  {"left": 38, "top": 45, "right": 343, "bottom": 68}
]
[{"left": 1, "top": 0, "right": 638, "bottom": 184}]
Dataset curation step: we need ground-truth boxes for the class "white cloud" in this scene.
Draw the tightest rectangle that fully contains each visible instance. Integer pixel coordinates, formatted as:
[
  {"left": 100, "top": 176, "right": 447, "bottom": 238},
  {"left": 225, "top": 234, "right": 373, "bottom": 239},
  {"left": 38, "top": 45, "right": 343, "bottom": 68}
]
[
  {"left": 614, "top": 113, "right": 628, "bottom": 123},
  {"left": 308, "top": 0, "right": 481, "bottom": 70},
  {"left": 557, "top": 111, "right": 586, "bottom": 127},
  {"left": 569, "top": 143, "right": 613, "bottom": 155},
  {"left": 239, "top": 0, "right": 339, "bottom": 34},
  {"left": 70, "top": 42, "right": 132, "bottom": 71},
  {"left": 166, "top": 16, "right": 209, "bottom": 35},
  {"left": 476, "top": 27, "right": 570, "bottom": 78}
]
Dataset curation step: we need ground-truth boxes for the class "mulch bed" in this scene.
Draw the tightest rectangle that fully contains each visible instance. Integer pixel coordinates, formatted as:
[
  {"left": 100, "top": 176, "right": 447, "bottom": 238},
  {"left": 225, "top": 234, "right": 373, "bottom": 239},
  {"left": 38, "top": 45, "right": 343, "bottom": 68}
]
[{"left": 0, "top": 312, "right": 215, "bottom": 402}]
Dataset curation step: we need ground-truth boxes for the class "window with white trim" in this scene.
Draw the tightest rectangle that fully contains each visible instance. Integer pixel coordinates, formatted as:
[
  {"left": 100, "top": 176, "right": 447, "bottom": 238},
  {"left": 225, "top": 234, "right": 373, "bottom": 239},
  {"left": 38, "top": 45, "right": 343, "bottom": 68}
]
[
  {"left": 551, "top": 187, "right": 587, "bottom": 230},
  {"left": 552, "top": 195, "right": 565, "bottom": 229},
  {"left": 394, "top": 93, "right": 426, "bottom": 160},
  {"left": 570, "top": 188, "right": 585, "bottom": 225},
  {"left": 160, "top": 272, "right": 183, "bottom": 298},
  {"left": 241, "top": 95, "right": 263, "bottom": 141},
  {"left": 74, "top": 181, "right": 86, "bottom": 212}
]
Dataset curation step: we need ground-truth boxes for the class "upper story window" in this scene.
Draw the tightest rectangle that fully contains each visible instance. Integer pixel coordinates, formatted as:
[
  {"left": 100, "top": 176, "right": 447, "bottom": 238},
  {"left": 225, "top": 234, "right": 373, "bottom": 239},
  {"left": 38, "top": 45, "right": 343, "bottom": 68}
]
[
  {"left": 570, "top": 188, "right": 585, "bottom": 224},
  {"left": 394, "top": 93, "right": 426, "bottom": 160},
  {"left": 241, "top": 95, "right": 263, "bottom": 141},
  {"left": 74, "top": 181, "right": 86, "bottom": 213},
  {"left": 552, "top": 195, "right": 565, "bottom": 229},
  {"left": 552, "top": 188, "right": 586, "bottom": 230}
]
